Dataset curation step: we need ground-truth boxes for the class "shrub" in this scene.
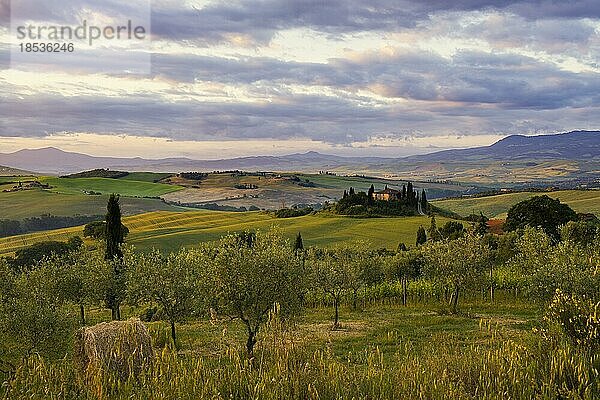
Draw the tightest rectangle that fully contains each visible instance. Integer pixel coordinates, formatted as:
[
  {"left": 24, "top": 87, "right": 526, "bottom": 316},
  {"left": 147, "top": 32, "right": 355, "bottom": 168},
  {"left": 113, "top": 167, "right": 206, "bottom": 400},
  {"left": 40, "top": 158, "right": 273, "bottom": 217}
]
[
  {"left": 504, "top": 195, "right": 577, "bottom": 242},
  {"left": 273, "top": 207, "right": 313, "bottom": 218},
  {"left": 546, "top": 289, "right": 600, "bottom": 350}
]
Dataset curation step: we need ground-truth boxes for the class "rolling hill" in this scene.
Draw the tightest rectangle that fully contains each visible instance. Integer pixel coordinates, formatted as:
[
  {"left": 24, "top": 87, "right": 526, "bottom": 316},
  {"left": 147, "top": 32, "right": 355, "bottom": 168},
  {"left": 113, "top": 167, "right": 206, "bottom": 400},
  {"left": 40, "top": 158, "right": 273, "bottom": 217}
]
[
  {"left": 0, "top": 171, "right": 473, "bottom": 219},
  {"left": 0, "top": 165, "right": 38, "bottom": 176},
  {"left": 0, "top": 190, "right": 185, "bottom": 220},
  {"left": 2, "top": 188, "right": 599, "bottom": 257},
  {"left": 432, "top": 190, "right": 600, "bottom": 219},
  {"left": 39, "top": 177, "right": 182, "bottom": 197},
  {"left": 405, "top": 131, "right": 600, "bottom": 162},
  {"left": 1, "top": 131, "right": 598, "bottom": 183},
  {"left": 0, "top": 211, "right": 457, "bottom": 256}
]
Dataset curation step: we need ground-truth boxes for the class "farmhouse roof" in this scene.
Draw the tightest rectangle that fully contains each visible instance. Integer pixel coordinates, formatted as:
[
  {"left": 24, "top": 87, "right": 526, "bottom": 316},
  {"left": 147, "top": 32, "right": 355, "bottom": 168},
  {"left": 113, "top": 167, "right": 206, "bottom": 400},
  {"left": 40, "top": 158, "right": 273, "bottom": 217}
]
[{"left": 375, "top": 188, "right": 399, "bottom": 194}]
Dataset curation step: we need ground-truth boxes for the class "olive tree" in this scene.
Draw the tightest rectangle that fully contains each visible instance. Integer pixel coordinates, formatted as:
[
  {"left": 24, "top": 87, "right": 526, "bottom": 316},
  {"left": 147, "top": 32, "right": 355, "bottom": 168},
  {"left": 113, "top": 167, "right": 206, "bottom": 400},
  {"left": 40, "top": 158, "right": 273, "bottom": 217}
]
[
  {"left": 510, "top": 227, "right": 600, "bottom": 302},
  {"left": 308, "top": 248, "right": 348, "bottom": 328},
  {"left": 560, "top": 220, "right": 599, "bottom": 247},
  {"left": 0, "top": 260, "right": 76, "bottom": 373},
  {"left": 45, "top": 249, "right": 96, "bottom": 326},
  {"left": 346, "top": 246, "right": 383, "bottom": 310},
  {"left": 129, "top": 248, "right": 203, "bottom": 345},
  {"left": 206, "top": 229, "right": 304, "bottom": 358},
  {"left": 423, "top": 233, "right": 491, "bottom": 313},
  {"left": 307, "top": 245, "right": 380, "bottom": 328},
  {"left": 385, "top": 249, "right": 423, "bottom": 306}
]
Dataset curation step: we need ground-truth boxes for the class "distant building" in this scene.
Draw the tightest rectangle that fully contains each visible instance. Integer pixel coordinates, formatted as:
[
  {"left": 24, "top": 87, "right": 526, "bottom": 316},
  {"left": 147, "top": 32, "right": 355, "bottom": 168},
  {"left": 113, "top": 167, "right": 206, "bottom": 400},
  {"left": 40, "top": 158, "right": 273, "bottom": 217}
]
[{"left": 374, "top": 187, "right": 399, "bottom": 201}]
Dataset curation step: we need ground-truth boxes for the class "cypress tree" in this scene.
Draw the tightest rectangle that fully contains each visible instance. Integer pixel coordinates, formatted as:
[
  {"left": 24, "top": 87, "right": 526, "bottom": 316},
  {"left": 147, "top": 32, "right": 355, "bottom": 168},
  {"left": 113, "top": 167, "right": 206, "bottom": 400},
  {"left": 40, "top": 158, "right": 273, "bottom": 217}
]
[
  {"left": 421, "top": 189, "right": 428, "bottom": 212},
  {"left": 368, "top": 184, "right": 375, "bottom": 203},
  {"left": 105, "top": 194, "right": 124, "bottom": 261},
  {"left": 407, "top": 182, "right": 415, "bottom": 206},
  {"left": 416, "top": 226, "right": 427, "bottom": 246},
  {"left": 428, "top": 215, "right": 441, "bottom": 241},
  {"left": 474, "top": 213, "right": 489, "bottom": 237},
  {"left": 349, "top": 187, "right": 355, "bottom": 195},
  {"left": 294, "top": 232, "right": 304, "bottom": 252},
  {"left": 105, "top": 194, "right": 125, "bottom": 320}
]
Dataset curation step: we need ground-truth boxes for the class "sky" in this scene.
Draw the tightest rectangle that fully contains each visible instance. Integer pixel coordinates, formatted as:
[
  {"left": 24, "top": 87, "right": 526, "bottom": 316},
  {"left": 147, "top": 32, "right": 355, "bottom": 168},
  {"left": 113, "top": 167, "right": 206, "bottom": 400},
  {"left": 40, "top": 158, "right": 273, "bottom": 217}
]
[{"left": 0, "top": 0, "right": 599, "bottom": 159}]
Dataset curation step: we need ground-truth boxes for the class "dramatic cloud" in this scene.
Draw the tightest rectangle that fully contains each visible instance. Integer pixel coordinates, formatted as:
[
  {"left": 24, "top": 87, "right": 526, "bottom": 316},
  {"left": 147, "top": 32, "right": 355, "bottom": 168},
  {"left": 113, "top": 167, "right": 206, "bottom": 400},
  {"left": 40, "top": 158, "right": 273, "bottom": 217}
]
[
  {"left": 149, "top": 0, "right": 600, "bottom": 45},
  {"left": 0, "top": 0, "right": 598, "bottom": 156}
]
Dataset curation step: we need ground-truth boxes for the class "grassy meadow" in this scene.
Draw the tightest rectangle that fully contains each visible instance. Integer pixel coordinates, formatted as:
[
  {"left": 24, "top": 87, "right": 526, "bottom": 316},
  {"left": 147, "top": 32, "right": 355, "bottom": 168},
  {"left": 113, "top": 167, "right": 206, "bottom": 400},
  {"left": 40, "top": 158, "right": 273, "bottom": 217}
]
[
  {"left": 0, "top": 211, "right": 457, "bottom": 256},
  {"left": 39, "top": 176, "right": 183, "bottom": 197},
  {"left": 116, "top": 172, "right": 174, "bottom": 182},
  {"left": 6, "top": 294, "right": 598, "bottom": 399},
  {"left": 432, "top": 189, "right": 600, "bottom": 219},
  {"left": 0, "top": 189, "right": 183, "bottom": 220}
]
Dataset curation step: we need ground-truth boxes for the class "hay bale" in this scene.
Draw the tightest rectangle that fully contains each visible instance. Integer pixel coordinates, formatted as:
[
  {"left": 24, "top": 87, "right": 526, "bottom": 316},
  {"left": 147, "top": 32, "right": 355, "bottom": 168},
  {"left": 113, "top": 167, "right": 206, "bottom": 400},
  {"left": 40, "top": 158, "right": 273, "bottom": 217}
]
[{"left": 74, "top": 318, "right": 154, "bottom": 381}]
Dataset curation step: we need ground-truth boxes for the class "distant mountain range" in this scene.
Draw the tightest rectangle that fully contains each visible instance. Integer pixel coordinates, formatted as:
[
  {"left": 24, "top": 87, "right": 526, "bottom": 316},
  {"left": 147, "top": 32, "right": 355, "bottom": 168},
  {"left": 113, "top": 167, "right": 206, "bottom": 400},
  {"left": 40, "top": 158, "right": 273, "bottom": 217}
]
[
  {"left": 405, "top": 130, "right": 600, "bottom": 162},
  {"left": 0, "top": 131, "right": 598, "bottom": 183},
  {"left": 0, "top": 147, "right": 378, "bottom": 175}
]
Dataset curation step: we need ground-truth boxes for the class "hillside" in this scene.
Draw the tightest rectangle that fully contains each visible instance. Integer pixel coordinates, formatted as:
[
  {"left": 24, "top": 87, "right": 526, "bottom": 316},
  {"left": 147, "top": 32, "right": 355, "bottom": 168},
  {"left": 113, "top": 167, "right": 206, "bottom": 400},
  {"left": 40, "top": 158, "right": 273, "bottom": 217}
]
[
  {"left": 161, "top": 172, "right": 472, "bottom": 211},
  {"left": 406, "top": 131, "right": 600, "bottom": 162},
  {"left": 0, "top": 211, "right": 457, "bottom": 256},
  {"left": 0, "top": 190, "right": 185, "bottom": 220},
  {"left": 0, "top": 165, "right": 38, "bottom": 176},
  {"left": 432, "top": 190, "right": 600, "bottom": 219},
  {"left": 0, "top": 172, "right": 472, "bottom": 220},
  {"left": 39, "top": 176, "right": 182, "bottom": 197},
  {"left": 62, "top": 169, "right": 173, "bottom": 182}
]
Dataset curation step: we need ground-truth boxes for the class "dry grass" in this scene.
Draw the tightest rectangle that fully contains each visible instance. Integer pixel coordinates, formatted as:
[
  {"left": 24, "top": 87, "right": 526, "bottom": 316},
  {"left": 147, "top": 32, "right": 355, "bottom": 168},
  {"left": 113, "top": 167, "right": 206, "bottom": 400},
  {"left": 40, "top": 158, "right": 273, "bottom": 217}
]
[{"left": 73, "top": 318, "right": 154, "bottom": 385}]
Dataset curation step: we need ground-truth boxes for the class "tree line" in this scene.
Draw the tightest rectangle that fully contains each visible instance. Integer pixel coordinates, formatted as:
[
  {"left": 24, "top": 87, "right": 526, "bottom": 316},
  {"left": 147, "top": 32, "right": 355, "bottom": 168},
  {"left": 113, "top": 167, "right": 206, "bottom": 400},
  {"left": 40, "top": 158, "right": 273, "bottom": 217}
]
[
  {"left": 0, "top": 214, "right": 100, "bottom": 238},
  {"left": 333, "top": 182, "right": 428, "bottom": 216}
]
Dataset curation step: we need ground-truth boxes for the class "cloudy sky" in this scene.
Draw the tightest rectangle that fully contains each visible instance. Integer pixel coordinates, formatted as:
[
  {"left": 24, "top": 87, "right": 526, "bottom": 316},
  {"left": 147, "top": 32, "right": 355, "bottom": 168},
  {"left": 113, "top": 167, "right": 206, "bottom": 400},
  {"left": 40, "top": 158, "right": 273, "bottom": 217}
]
[{"left": 0, "top": 0, "right": 599, "bottom": 159}]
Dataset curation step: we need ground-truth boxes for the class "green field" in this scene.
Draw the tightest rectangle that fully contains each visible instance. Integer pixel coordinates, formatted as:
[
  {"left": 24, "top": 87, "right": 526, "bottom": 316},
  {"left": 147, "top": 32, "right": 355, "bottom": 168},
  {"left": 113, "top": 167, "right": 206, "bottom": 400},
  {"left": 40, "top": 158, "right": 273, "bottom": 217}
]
[
  {"left": 161, "top": 171, "right": 474, "bottom": 211},
  {"left": 40, "top": 177, "right": 183, "bottom": 197},
  {"left": 295, "top": 173, "right": 470, "bottom": 193},
  {"left": 0, "top": 176, "right": 186, "bottom": 221},
  {"left": 0, "top": 176, "right": 38, "bottom": 184},
  {"left": 432, "top": 189, "right": 600, "bottom": 219},
  {"left": 0, "top": 211, "right": 456, "bottom": 256},
  {"left": 4, "top": 187, "right": 600, "bottom": 257},
  {"left": 0, "top": 189, "right": 185, "bottom": 220},
  {"left": 118, "top": 172, "right": 174, "bottom": 182}
]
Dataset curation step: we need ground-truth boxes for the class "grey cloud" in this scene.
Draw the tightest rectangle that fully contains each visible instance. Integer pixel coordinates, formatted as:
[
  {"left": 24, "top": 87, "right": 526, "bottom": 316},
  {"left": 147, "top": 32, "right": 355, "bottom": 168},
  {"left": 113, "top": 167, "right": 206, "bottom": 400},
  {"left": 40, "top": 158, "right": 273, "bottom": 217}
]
[
  {"left": 508, "top": 0, "right": 600, "bottom": 20},
  {"left": 6, "top": 0, "right": 598, "bottom": 50},
  {"left": 326, "top": 50, "right": 600, "bottom": 110},
  {"left": 151, "top": 53, "right": 352, "bottom": 85},
  {"left": 150, "top": 0, "right": 419, "bottom": 44},
  {"left": 0, "top": 90, "right": 408, "bottom": 144},
  {"left": 151, "top": 48, "right": 600, "bottom": 110},
  {"left": 458, "top": 15, "right": 598, "bottom": 58},
  {"left": 9, "top": 0, "right": 149, "bottom": 25},
  {"left": 150, "top": 0, "right": 600, "bottom": 45},
  {"left": 3, "top": 78, "right": 600, "bottom": 146},
  {"left": 0, "top": 0, "right": 9, "bottom": 25},
  {"left": 3, "top": 0, "right": 600, "bottom": 146},
  {"left": 5, "top": 1, "right": 598, "bottom": 47}
]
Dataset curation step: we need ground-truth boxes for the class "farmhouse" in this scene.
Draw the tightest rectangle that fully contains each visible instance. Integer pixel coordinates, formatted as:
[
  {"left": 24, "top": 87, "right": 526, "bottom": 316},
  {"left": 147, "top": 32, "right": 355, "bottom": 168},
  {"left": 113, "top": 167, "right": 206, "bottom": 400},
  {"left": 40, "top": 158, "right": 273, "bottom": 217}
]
[{"left": 373, "top": 187, "right": 400, "bottom": 201}]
